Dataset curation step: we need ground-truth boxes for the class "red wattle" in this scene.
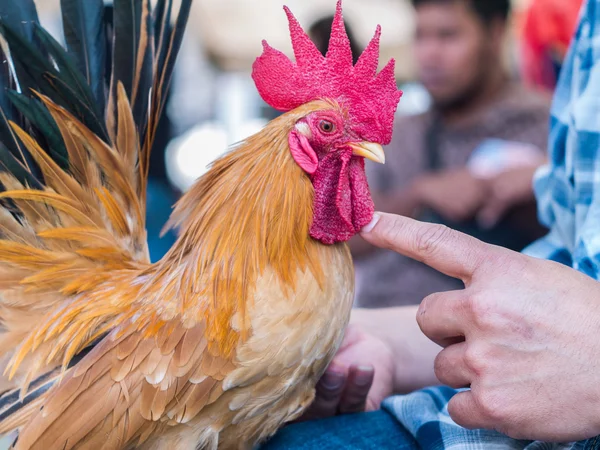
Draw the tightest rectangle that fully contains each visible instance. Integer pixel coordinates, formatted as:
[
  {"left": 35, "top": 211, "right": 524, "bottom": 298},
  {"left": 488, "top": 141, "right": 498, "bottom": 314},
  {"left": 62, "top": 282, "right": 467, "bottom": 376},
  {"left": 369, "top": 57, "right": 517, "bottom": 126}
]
[{"left": 309, "top": 152, "right": 374, "bottom": 244}]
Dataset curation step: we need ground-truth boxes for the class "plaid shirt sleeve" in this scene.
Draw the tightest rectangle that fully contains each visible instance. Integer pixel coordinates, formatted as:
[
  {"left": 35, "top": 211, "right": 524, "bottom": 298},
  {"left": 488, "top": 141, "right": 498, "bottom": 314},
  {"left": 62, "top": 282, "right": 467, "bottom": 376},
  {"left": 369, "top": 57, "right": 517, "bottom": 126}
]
[
  {"left": 381, "top": 1, "right": 600, "bottom": 448},
  {"left": 525, "top": 0, "right": 600, "bottom": 276}
]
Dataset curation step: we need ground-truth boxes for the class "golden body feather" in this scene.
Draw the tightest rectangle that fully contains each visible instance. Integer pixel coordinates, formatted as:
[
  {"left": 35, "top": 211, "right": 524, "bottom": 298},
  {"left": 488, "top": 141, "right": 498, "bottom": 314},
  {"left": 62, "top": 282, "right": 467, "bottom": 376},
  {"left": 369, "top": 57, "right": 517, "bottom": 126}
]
[{"left": 0, "top": 100, "right": 356, "bottom": 449}]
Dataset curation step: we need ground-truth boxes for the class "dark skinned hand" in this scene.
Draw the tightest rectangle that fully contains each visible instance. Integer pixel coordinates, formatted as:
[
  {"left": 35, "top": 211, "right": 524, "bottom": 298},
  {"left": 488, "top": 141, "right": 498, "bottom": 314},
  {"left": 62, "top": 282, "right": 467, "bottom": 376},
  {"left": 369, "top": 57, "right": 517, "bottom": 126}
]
[{"left": 297, "top": 324, "right": 394, "bottom": 421}]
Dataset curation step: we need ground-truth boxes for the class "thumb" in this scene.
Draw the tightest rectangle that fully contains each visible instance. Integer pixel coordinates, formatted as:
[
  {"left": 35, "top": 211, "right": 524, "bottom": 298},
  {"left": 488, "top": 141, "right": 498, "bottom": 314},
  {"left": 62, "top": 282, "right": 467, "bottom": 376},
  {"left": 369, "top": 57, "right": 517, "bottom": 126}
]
[{"left": 360, "top": 212, "right": 493, "bottom": 281}]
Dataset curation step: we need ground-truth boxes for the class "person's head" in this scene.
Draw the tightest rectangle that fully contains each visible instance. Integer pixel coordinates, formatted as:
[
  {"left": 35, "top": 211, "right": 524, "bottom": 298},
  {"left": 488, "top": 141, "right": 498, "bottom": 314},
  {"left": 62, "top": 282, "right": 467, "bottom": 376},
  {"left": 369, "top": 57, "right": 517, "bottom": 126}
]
[
  {"left": 308, "top": 16, "right": 361, "bottom": 64},
  {"left": 411, "top": 0, "right": 510, "bottom": 109}
]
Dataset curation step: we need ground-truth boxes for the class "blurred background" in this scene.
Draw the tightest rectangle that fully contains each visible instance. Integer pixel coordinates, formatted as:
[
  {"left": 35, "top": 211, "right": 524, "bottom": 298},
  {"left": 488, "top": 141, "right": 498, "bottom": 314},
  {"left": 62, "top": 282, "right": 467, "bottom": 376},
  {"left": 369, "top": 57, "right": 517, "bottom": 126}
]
[
  {"left": 30, "top": 0, "right": 565, "bottom": 231},
  {"left": 32, "top": 0, "right": 581, "bottom": 300},
  {"left": 36, "top": 0, "right": 582, "bottom": 300}
]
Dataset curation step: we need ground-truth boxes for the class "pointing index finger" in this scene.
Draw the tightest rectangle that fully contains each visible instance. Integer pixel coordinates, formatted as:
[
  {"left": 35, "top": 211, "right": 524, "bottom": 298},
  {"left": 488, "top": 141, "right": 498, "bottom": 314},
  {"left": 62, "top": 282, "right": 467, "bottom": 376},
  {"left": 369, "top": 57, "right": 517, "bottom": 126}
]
[{"left": 360, "top": 213, "right": 493, "bottom": 282}]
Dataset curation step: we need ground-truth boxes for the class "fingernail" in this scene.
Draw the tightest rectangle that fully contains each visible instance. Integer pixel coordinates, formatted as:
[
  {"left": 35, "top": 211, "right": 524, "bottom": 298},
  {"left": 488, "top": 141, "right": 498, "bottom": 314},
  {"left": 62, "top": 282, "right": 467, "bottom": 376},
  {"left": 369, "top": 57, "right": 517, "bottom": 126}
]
[
  {"left": 321, "top": 371, "right": 345, "bottom": 390},
  {"left": 354, "top": 366, "right": 374, "bottom": 386},
  {"left": 361, "top": 213, "right": 381, "bottom": 233}
]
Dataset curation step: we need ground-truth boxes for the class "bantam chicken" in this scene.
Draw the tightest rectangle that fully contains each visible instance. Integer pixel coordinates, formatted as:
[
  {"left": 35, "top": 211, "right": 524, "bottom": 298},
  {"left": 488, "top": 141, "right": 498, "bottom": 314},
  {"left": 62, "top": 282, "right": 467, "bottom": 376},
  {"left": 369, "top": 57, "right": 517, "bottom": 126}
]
[{"left": 0, "top": 0, "right": 401, "bottom": 448}]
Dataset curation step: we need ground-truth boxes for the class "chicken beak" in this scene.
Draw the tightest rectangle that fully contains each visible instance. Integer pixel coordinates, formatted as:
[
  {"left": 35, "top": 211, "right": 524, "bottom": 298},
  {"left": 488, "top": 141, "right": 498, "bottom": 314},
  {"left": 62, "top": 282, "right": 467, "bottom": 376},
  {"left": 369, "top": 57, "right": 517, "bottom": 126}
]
[{"left": 349, "top": 142, "right": 385, "bottom": 164}]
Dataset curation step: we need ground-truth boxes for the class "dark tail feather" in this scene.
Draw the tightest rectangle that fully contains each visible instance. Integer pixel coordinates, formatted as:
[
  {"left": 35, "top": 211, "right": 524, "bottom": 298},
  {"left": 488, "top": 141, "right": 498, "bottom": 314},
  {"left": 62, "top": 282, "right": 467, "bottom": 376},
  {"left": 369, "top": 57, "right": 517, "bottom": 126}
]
[
  {"left": 0, "top": 336, "right": 104, "bottom": 436},
  {"left": 0, "top": 369, "right": 56, "bottom": 425}
]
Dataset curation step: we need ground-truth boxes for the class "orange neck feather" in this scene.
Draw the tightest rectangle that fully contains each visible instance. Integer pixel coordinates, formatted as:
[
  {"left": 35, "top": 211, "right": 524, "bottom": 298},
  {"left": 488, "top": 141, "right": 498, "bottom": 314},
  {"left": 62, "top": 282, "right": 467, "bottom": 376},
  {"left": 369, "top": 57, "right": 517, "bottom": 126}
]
[{"left": 154, "top": 101, "right": 331, "bottom": 355}]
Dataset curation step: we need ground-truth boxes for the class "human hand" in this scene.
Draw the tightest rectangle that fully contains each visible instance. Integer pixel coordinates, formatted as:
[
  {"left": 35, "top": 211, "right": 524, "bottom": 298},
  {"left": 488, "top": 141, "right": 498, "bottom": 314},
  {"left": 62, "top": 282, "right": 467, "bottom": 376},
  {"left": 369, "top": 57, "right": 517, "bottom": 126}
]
[
  {"left": 477, "top": 165, "right": 540, "bottom": 228},
  {"left": 361, "top": 212, "right": 600, "bottom": 442},
  {"left": 298, "top": 323, "right": 395, "bottom": 421},
  {"left": 413, "top": 169, "right": 487, "bottom": 223}
]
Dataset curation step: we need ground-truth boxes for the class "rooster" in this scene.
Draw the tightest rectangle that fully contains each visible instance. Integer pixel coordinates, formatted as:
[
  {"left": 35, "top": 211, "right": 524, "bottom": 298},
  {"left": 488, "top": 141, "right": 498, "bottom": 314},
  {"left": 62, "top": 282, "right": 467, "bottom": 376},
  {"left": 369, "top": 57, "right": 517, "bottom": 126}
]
[{"left": 0, "top": 0, "right": 401, "bottom": 448}]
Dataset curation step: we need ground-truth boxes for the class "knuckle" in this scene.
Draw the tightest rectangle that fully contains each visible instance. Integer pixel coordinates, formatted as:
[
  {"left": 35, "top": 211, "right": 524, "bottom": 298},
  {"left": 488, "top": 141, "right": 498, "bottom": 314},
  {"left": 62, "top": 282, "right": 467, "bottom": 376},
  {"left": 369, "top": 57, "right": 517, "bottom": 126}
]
[
  {"left": 473, "top": 390, "right": 506, "bottom": 423},
  {"left": 413, "top": 224, "right": 453, "bottom": 259},
  {"left": 463, "top": 291, "right": 496, "bottom": 329},
  {"left": 463, "top": 344, "right": 488, "bottom": 376},
  {"left": 456, "top": 291, "right": 476, "bottom": 315}
]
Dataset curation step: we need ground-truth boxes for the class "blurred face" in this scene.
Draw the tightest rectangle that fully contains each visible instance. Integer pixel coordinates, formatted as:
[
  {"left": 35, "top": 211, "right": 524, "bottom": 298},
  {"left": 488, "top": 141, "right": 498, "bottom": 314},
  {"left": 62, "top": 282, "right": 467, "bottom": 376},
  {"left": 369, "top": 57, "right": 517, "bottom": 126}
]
[{"left": 414, "top": 1, "right": 503, "bottom": 108}]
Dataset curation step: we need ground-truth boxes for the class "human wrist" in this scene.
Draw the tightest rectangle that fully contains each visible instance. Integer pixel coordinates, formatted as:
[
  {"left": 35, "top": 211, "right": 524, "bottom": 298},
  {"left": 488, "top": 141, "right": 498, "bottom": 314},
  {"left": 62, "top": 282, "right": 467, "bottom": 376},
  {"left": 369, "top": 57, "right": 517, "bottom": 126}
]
[
  {"left": 348, "top": 308, "right": 379, "bottom": 337},
  {"left": 349, "top": 309, "right": 399, "bottom": 369},
  {"left": 350, "top": 307, "right": 432, "bottom": 393}
]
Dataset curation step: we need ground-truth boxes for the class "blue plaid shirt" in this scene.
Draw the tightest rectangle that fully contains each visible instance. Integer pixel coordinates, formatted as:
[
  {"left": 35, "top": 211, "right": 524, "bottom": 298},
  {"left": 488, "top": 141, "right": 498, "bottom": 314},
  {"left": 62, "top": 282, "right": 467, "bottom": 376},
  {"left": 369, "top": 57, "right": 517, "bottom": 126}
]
[{"left": 382, "top": 1, "right": 600, "bottom": 448}]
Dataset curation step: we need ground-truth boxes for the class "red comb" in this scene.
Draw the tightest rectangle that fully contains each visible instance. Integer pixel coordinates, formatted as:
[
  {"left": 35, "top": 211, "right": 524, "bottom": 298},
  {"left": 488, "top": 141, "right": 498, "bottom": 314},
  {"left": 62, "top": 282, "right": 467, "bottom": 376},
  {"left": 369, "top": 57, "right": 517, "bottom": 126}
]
[{"left": 252, "top": 0, "right": 402, "bottom": 145}]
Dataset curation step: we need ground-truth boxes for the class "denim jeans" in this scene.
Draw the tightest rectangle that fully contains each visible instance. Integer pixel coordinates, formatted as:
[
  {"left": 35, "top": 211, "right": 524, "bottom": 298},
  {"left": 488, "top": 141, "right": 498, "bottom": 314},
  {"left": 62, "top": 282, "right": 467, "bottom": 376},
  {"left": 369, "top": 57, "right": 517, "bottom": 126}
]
[
  {"left": 261, "top": 410, "right": 419, "bottom": 450},
  {"left": 260, "top": 409, "right": 600, "bottom": 450}
]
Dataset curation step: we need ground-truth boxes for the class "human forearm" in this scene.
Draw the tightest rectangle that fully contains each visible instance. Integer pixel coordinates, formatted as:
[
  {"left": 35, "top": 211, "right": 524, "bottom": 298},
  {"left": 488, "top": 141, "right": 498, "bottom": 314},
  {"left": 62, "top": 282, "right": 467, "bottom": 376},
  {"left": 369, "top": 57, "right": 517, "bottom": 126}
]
[{"left": 351, "top": 306, "right": 441, "bottom": 394}]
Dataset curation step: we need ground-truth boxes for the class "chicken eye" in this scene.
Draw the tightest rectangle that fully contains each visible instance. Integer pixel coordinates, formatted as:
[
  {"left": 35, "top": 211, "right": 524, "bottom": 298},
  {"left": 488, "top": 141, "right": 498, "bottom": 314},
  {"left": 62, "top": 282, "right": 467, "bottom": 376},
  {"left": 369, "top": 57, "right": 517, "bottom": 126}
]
[{"left": 319, "top": 120, "right": 335, "bottom": 133}]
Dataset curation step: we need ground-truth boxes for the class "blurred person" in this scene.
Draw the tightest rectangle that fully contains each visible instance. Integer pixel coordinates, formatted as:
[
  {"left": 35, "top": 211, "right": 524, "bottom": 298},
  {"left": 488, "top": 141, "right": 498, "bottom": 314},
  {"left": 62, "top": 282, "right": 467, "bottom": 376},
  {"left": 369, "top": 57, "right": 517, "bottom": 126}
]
[
  {"left": 352, "top": 0, "right": 551, "bottom": 308},
  {"left": 520, "top": 0, "right": 583, "bottom": 91},
  {"left": 308, "top": 15, "right": 361, "bottom": 63}
]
